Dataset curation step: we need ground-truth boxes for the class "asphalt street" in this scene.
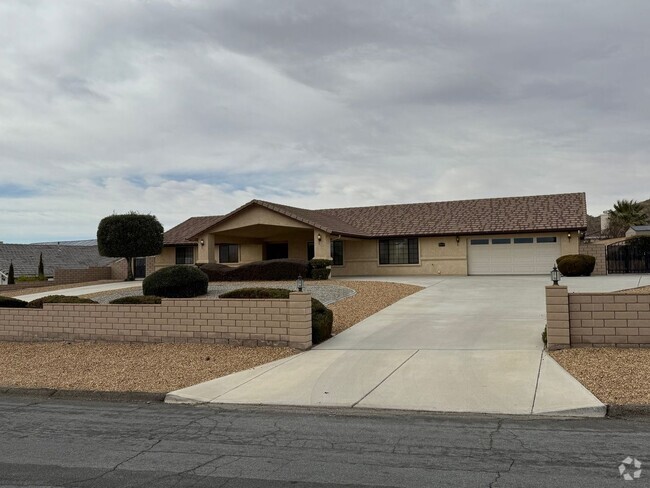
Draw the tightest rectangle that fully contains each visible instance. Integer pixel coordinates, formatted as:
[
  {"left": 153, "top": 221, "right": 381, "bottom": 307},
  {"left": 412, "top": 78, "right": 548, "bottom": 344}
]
[{"left": 0, "top": 396, "right": 649, "bottom": 487}]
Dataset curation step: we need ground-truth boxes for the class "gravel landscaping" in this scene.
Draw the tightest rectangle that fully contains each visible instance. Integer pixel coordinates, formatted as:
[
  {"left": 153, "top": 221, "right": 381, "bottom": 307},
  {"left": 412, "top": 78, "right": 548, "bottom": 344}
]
[
  {"left": 0, "top": 280, "right": 423, "bottom": 393},
  {"left": 82, "top": 281, "right": 357, "bottom": 305},
  {"left": 551, "top": 348, "right": 650, "bottom": 405}
]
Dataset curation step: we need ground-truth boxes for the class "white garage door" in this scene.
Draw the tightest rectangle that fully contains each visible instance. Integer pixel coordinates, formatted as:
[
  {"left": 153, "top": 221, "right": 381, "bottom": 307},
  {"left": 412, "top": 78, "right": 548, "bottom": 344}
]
[{"left": 467, "top": 236, "right": 561, "bottom": 275}]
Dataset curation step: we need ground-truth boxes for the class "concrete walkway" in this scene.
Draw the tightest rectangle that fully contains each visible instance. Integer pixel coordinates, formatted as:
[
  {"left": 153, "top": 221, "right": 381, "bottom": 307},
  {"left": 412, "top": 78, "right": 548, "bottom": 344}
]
[
  {"left": 169, "top": 274, "right": 646, "bottom": 416},
  {"left": 15, "top": 281, "right": 143, "bottom": 302}
]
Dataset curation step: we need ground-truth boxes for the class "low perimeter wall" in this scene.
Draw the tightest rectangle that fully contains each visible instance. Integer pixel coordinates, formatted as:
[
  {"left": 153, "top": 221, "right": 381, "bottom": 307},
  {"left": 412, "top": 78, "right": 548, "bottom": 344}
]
[
  {"left": 0, "top": 292, "right": 312, "bottom": 350},
  {"left": 546, "top": 286, "right": 650, "bottom": 349},
  {"left": 54, "top": 267, "right": 113, "bottom": 284}
]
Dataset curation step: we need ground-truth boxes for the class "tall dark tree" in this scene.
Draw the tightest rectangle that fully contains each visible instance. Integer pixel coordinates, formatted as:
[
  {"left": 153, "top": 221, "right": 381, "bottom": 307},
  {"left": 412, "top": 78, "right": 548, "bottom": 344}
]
[
  {"left": 607, "top": 199, "right": 649, "bottom": 237},
  {"left": 8, "top": 262, "right": 15, "bottom": 285},
  {"left": 38, "top": 252, "right": 45, "bottom": 280},
  {"left": 97, "top": 212, "right": 164, "bottom": 281}
]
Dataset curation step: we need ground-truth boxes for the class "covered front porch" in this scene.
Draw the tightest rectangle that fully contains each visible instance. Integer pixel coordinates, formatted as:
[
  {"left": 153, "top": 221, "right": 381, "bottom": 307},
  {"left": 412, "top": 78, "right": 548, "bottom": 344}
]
[{"left": 195, "top": 204, "right": 334, "bottom": 266}]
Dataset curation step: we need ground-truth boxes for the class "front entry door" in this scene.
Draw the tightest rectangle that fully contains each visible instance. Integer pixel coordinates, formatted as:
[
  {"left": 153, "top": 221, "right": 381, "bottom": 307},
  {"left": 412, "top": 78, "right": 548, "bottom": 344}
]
[
  {"left": 134, "top": 257, "right": 147, "bottom": 279},
  {"left": 265, "top": 243, "right": 289, "bottom": 260}
]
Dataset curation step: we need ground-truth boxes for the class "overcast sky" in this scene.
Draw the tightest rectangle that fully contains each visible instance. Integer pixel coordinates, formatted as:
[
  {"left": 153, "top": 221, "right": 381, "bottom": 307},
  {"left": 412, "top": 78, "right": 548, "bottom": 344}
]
[{"left": 2, "top": 1, "right": 649, "bottom": 242}]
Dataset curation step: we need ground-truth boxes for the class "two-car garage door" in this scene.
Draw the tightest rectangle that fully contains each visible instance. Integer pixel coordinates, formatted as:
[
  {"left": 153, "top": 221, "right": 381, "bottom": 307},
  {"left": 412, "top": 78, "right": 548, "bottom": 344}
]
[{"left": 467, "top": 236, "right": 560, "bottom": 275}]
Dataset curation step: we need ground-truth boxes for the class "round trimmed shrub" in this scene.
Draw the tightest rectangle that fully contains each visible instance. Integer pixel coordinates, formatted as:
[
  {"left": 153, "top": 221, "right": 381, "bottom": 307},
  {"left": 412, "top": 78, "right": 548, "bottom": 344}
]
[
  {"left": 310, "top": 268, "right": 331, "bottom": 280},
  {"left": 220, "top": 287, "right": 333, "bottom": 344},
  {"left": 143, "top": 265, "right": 208, "bottom": 298},
  {"left": 556, "top": 254, "right": 596, "bottom": 277},
  {"left": 27, "top": 295, "right": 97, "bottom": 309},
  {"left": 110, "top": 295, "right": 162, "bottom": 305},
  {"left": 0, "top": 296, "right": 27, "bottom": 308}
]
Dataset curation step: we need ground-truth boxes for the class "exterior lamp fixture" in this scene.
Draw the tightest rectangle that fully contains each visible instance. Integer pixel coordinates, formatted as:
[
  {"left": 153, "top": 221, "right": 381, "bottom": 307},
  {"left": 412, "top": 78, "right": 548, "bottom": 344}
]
[
  {"left": 296, "top": 275, "right": 304, "bottom": 292},
  {"left": 567, "top": 232, "right": 572, "bottom": 240},
  {"left": 551, "top": 265, "right": 560, "bottom": 286},
  {"left": 317, "top": 233, "right": 322, "bottom": 241},
  {"left": 456, "top": 235, "right": 460, "bottom": 244},
  {"left": 200, "top": 239, "right": 205, "bottom": 246}
]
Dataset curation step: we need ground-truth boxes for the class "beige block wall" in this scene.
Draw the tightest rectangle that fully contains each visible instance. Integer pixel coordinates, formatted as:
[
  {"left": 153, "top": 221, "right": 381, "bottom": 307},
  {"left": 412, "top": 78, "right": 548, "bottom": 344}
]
[
  {"left": 578, "top": 241, "right": 607, "bottom": 275},
  {"left": 546, "top": 288, "right": 650, "bottom": 349},
  {"left": 55, "top": 267, "right": 112, "bottom": 284},
  {"left": 0, "top": 292, "right": 312, "bottom": 350}
]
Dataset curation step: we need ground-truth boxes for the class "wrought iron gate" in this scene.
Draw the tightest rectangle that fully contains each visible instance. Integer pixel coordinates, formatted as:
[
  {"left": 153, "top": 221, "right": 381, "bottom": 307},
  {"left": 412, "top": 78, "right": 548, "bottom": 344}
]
[{"left": 606, "top": 240, "right": 650, "bottom": 274}]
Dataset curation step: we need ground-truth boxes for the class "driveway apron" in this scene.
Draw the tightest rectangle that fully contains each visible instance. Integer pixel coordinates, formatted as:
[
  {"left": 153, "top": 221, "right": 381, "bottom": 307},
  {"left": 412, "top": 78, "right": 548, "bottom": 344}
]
[{"left": 166, "top": 276, "right": 644, "bottom": 416}]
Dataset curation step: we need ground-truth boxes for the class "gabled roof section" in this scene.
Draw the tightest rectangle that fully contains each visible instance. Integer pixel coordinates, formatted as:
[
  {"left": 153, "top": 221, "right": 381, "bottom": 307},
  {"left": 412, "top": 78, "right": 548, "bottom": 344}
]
[
  {"left": 180, "top": 192, "right": 588, "bottom": 241},
  {"left": 319, "top": 192, "right": 588, "bottom": 237},
  {"left": 164, "top": 216, "right": 223, "bottom": 245},
  {"left": 0, "top": 244, "right": 118, "bottom": 276}
]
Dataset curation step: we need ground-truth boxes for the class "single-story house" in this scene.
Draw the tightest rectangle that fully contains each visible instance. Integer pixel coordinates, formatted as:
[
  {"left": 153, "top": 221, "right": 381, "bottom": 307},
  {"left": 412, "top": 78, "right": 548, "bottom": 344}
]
[
  {"left": 156, "top": 192, "right": 587, "bottom": 276},
  {"left": 625, "top": 225, "right": 650, "bottom": 238}
]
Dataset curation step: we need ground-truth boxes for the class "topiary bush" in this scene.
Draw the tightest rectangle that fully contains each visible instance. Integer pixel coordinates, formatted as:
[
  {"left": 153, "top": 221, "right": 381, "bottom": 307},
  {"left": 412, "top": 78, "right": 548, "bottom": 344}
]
[
  {"left": 309, "top": 258, "right": 332, "bottom": 280},
  {"left": 110, "top": 295, "right": 162, "bottom": 305},
  {"left": 199, "top": 259, "right": 309, "bottom": 282},
  {"left": 0, "top": 296, "right": 27, "bottom": 308},
  {"left": 27, "top": 295, "right": 97, "bottom": 309},
  {"left": 143, "top": 265, "right": 208, "bottom": 298},
  {"left": 556, "top": 254, "right": 596, "bottom": 277},
  {"left": 219, "top": 287, "right": 333, "bottom": 344}
]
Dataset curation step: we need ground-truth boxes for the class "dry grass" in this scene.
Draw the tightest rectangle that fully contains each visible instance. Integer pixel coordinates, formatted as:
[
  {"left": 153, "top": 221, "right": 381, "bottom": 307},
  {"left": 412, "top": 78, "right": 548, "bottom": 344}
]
[
  {"left": 551, "top": 348, "right": 650, "bottom": 404},
  {"left": 0, "top": 280, "right": 423, "bottom": 393}
]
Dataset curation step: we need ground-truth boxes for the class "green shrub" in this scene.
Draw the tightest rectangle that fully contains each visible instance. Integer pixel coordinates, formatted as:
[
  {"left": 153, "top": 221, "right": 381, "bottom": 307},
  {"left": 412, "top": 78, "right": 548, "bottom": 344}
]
[
  {"left": 311, "top": 297, "right": 333, "bottom": 343},
  {"left": 309, "top": 259, "right": 333, "bottom": 269},
  {"left": 199, "top": 259, "right": 309, "bottom": 282},
  {"left": 308, "top": 258, "right": 332, "bottom": 280},
  {"left": 556, "top": 254, "right": 595, "bottom": 277},
  {"left": 8, "top": 262, "right": 14, "bottom": 285},
  {"left": 143, "top": 265, "right": 208, "bottom": 298},
  {"left": 219, "top": 287, "right": 333, "bottom": 344},
  {"left": 16, "top": 275, "right": 46, "bottom": 282},
  {"left": 38, "top": 252, "right": 45, "bottom": 280},
  {"left": 310, "top": 268, "right": 330, "bottom": 280},
  {"left": 542, "top": 326, "right": 547, "bottom": 346},
  {"left": 0, "top": 296, "right": 27, "bottom": 308},
  {"left": 110, "top": 295, "right": 162, "bottom": 305},
  {"left": 219, "top": 288, "right": 292, "bottom": 299},
  {"left": 27, "top": 295, "right": 97, "bottom": 309}
]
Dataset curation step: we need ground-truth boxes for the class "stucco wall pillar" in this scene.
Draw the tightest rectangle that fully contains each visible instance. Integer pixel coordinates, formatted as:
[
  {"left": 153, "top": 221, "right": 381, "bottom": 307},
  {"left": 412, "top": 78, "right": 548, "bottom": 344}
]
[
  {"left": 545, "top": 285, "right": 570, "bottom": 350},
  {"left": 313, "top": 230, "right": 332, "bottom": 259},
  {"left": 196, "top": 233, "right": 216, "bottom": 264}
]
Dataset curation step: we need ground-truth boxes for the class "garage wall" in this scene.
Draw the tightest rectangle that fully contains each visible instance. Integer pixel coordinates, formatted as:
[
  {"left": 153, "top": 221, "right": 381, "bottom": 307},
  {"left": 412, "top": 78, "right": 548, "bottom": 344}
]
[{"left": 331, "top": 236, "right": 468, "bottom": 277}]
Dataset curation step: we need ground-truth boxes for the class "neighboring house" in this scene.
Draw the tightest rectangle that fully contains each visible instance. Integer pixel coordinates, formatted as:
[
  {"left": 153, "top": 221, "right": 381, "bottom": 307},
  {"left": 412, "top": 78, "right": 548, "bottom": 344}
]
[
  {"left": 157, "top": 192, "right": 587, "bottom": 276},
  {"left": 0, "top": 243, "right": 118, "bottom": 279},
  {"left": 625, "top": 225, "right": 650, "bottom": 237}
]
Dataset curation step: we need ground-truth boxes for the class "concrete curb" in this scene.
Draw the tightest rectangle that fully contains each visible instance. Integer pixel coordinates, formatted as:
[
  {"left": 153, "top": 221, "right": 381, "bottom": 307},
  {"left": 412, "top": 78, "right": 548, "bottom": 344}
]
[
  {"left": 607, "top": 404, "right": 650, "bottom": 417},
  {"left": 0, "top": 386, "right": 166, "bottom": 403}
]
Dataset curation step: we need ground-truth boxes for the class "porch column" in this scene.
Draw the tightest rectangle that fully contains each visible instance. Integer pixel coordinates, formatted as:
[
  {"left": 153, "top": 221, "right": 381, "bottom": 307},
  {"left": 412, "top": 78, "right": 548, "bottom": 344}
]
[
  {"left": 196, "top": 233, "right": 216, "bottom": 264},
  {"left": 313, "top": 230, "right": 332, "bottom": 259}
]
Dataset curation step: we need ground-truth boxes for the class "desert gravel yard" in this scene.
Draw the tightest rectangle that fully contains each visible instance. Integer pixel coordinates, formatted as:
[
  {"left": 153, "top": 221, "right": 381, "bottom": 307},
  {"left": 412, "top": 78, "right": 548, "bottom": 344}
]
[
  {"left": 0, "top": 280, "right": 422, "bottom": 393},
  {"left": 550, "top": 284, "right": 650, "bottom": 406},
  {"left": 551, "top": 348, "right": 650, "bottom": 405}
]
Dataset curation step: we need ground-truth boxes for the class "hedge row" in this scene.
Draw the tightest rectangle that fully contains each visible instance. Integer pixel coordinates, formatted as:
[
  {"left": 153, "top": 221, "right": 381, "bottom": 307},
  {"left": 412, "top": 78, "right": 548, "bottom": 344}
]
[
  {"left": 199, "top": 259, "right": 309, "bottom": 282},
  {"left": 219, "top": 287, "right": 333, "bottom": 344}
]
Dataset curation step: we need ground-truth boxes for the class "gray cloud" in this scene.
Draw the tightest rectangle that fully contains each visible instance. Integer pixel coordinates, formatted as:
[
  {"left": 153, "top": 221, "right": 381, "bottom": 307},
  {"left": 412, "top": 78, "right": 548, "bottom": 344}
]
[{"left": 1, "top": 0, "right": 649, "bottom": 242}]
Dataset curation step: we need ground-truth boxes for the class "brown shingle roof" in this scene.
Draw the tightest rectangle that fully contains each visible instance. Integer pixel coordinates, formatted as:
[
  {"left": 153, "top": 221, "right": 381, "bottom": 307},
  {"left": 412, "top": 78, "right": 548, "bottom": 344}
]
[
  {"left": 164, "top": 216, "right": 223, "bottom": 245},
  {"left": 181, "top": 192, "right": 587, "bottom": 241}
]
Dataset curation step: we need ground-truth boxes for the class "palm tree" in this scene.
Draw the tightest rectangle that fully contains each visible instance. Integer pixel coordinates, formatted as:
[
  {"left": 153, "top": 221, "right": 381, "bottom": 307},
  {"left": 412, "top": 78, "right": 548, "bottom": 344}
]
[{"left": 607, "top": 199, "right": 648, "bottom": 237}]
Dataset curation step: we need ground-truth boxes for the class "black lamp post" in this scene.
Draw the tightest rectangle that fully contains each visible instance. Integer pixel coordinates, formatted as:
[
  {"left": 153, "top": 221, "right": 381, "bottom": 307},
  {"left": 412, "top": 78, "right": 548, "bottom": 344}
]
[
  {"left": 551, "top": 265, "right": 560, "bottom": 286},
  {"left": 296, "top": 275, "right": 304, "bottom": 292}
]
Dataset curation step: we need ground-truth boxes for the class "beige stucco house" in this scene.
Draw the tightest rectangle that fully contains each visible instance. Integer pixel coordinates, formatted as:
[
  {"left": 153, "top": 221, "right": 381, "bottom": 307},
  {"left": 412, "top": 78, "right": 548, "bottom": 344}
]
[{"left": 155, "top": 192, "right": 587, "bottom": 276}]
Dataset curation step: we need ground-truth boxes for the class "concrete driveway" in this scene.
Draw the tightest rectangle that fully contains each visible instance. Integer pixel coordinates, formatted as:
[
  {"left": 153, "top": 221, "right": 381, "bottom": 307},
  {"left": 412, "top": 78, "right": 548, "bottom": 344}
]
[{"left": 167, "top": 275, "right": 649, "bottom": 415}]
